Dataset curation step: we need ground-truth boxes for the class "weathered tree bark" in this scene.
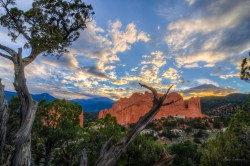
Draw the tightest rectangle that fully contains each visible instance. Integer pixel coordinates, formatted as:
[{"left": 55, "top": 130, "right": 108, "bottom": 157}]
[
  {"left": 79, "top": 149, "right": 88, "bottom": 166},
  {"left": 95, "top": 83, "right": 180, "bottom": 166},
  {"left": 10, "top": 48, "right": 38, "bottom": 166},
  {"left": 0, "top": 79, "right": 9, "bottom": 164}
]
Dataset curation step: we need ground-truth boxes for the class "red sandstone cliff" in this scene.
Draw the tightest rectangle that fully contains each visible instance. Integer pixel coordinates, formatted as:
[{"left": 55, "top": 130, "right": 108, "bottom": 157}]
[
  {"left": 79, "top": 111, "right": 84, "bottom": 128},
  {"left": 98, "top": 92, "right": 206, "bottom": 125}
]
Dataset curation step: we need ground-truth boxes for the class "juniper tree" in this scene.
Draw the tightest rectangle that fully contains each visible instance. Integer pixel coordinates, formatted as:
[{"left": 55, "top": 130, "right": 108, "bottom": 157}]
[
  {"left": 241, "top": 52, "right": 250, "bottom": 83},
  {"left": 0, "top": 0, "right": 94, "bottom": 165}
]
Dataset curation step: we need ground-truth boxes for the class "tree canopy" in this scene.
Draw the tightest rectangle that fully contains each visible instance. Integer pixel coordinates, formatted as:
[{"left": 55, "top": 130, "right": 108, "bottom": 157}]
[
  {"left": 201, "top": 99, "right": 250, "bottom": 165},
  {"left": 0, "top": 0, "right": 94, "bottom": 62},
  {"left": 32, "top": 99, "right": 83, "bottom": 165},
  {"left": 240, "top": 52, "right": 250, "bottom": 83}
]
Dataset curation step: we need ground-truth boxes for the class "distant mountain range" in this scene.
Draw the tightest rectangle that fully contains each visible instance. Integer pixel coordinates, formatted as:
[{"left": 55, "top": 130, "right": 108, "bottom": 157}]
[
  {"left": 181, "top": 84, "right": 236, "bottom": 98},
  {"left": 4, "top": 91, "right": 115, "bottom": 112},
  {"left": 200, "top": 93, "right": 249, "bottom": 114},
  {"left": 4, "top": 84, "right": 249, "bottom": 114}
]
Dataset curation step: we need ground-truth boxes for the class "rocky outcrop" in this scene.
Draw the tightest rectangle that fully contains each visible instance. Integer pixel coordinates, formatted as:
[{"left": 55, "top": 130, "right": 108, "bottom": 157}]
[
  {"left": 98, "top": 92, "right": 206, "bottom": 125},
  {"left": 79, "top": 111, "right": 84, "bottom": 128}
]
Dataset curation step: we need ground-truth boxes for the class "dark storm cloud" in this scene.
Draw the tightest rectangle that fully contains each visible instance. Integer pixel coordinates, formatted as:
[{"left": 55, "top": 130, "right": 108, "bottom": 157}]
[
  {"left": 194, "top": 0, "right": 250, "bottom": 52},
  {"left": 218, "top": 21, "right": 250, "bottom": 51},
  {"left": 81, "top": 66, "right": 109, "bottom": 79},
  {"left": 164, "top": 0, "right": 250, "bottom": 68}
]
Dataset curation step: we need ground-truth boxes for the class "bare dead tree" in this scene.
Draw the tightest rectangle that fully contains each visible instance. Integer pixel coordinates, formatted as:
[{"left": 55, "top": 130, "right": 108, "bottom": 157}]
[
  {"left": 94, "top": 83, "right": 180, "bottom": 166},
  {"left": 79, "top": 149, "right": 88, "bottom": 166},
  {"left": 0, "top": 79, "right": 9, "bottom": 164}
]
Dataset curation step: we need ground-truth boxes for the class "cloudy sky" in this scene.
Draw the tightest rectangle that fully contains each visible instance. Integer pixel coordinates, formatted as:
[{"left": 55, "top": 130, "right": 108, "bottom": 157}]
[{"left": 0, "top": 0, "right": 249, "bottom": 100}]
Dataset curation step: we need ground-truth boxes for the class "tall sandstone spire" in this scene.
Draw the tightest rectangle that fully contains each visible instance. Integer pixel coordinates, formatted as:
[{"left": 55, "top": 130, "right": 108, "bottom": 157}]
[{"left": 98, "top": 92, "right": 206, "bottom": 125}]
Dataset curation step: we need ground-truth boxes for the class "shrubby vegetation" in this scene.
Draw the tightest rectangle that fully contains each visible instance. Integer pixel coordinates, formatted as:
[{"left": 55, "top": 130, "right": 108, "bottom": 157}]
[
  {"left": 3, "top": 94, "right": 250, "bottom": 165},
  {"left": 118, "top": 135, "right": 165, "bottom": 166},
  {"left": 201, "top": 98, "right": 250, "bottom": 165},
  {"left": 32, "top": 99, "right": 83, "bottom": 165},
  {"left": 168, "top": 140, "right": 201, "bottom": 166},
  {"left": 3, "top": 99, "right": 167, "bottom": 165}
]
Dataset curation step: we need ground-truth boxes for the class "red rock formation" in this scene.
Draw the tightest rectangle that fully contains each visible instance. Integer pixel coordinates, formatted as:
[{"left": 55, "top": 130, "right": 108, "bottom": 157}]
[
  {"left": 98, "top": 92, "right": 206, "bottom": 125},
  {"left": 79, "top": 111, "right": 84, "bottom": 128}
]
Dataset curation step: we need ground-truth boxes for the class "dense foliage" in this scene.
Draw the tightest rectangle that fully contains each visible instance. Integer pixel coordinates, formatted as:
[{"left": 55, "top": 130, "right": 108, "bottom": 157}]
[
  {"left": 32, "top": 99, "right": 83, "bottom": 165},
  {"left": 118, "top": 135, "right": 165, "bottom": 166},
  {"left": 201, "top": 98, "right": 250, "bottom": 165},
  {"left": 3, "top": 95, "right": 250, "bottom": 165},
  {"left": 241, "top": 52, "right": 250, "bottom": 83},
  {"left": 0, "top": 0, "right": 94, "bottom": 55},
  {"left": 168, "top": 141, "right": 201, "bottom": 166}
]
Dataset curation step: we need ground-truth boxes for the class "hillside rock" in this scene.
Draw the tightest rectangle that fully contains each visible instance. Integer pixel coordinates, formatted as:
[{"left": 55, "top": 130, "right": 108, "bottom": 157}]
[
  {"left": 98, "top": 92, "right": 206, "bottom": 125},
  {"left": 79, "top": 111, "right": 84, "bottom": 128}
]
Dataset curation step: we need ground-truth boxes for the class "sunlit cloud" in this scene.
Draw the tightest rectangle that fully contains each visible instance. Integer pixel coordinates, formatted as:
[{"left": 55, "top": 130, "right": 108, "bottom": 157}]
[
  {"left": 162, "top": 68, "right": 180, "bottom": 81},
  {"left": 0, "top": 0, "right": 249, "bottom": 101},
  {"left": 165, "top": 0, "right": 250, "bottom": 68},
  {"left": 180, "top": 84, "right": 237, "bottom": 99}
]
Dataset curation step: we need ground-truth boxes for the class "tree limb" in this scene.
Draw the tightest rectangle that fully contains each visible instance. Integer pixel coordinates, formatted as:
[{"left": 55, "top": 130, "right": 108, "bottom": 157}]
[
  {"left": 95, "top": 83, "right": 176, "bottom": 166},
  {"left": 139, "top": 82, "right": 158, "bottom": 102},
  {"left": 1, "top": 0, "right": 31, "bottom": 41},
  {"left": 162, "top": 84, "right": 175, "bottom": 99},
  {"left": 22, "top": 49, "right": 41, "bottom": 66},
  {"left": 162, "top": 98, "right": 181, "bottom": 106},
  {"left": 0, "top": 52, "right": 13, "bottom": 61},
  {"left": 79, "top": 149, "right": 88, "bottom": 166},
  {"left": 0, "top": 43, "right": 17, "bottom": 57},
  {"left": 100, "top": 136, "right": 113, "bottom": 156}
]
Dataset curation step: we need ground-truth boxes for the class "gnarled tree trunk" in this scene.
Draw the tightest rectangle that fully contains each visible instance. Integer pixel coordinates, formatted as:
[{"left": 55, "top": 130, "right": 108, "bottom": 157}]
[
  {"left": 0, "top": 79, "right": 9, "bottom": 164},
  {"left": 10, "top": 49, "right": 37, "bottom": 166},
  {"left": 95, "top": 83, "right": 180, "bottom": 166},
  {"left": 79, "top": 149, "right": 88, "bottom": 166}
]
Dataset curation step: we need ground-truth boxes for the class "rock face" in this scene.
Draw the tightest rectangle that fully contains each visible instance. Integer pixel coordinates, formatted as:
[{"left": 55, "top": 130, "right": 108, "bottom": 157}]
[
  {"left": 98, "top": 92, "right": 206, "bottom": 125},
  {"left": 79, "top": 111, "right": 84, "bottom": 128}
]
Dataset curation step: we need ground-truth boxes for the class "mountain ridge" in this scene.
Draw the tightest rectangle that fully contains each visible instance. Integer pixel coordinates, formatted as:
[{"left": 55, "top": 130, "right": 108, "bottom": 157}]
[{"left": 4, "top": 90, "right": 115, "bottom": 112}]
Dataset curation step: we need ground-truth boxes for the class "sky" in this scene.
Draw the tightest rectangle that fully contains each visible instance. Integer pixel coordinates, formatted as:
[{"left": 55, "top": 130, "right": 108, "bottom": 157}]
[{"left": 0, "top": 0, "right": 250, "bottom": 100}]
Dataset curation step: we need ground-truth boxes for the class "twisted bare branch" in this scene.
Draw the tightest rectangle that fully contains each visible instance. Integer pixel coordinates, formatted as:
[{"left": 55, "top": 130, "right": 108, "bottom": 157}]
[
  {"left": 95, "top": 83, "right": 177, "bottom": 166},
  {"left": 0, "top": 43, "right": 17, "bottom": 57},
  {"left": 79, "top": 149, "right": 88, "bottom": 166},
  {"left": 162, "top": 84, "right": 175, "bottom": 100},
  {"left": 139, "top": 82, "right": 158, "bottom": 102},
  {"left": 23, "top": 49, "right": 41, "bottom": 66},
  {"left": 162, "top": 98, "right": 181, "bottom": 106},
  {"left": 0, "top": 52, "right": 13, "bottom": 61}
]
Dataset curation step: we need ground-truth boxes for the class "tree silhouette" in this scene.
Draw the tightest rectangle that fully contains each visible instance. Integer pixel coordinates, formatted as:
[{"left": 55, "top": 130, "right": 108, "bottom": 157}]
[
  {"left": 240, "top": 52, "right": 250, "bottom": 83},
  {"left": 0, "top": 0, "right": 94, "bottom": 165}
]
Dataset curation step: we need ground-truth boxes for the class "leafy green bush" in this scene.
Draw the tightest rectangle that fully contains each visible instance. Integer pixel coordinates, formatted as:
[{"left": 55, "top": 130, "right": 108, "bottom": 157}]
[
  {"left": 118, "top": 135, "right": 165, "bottom": 166},
  {"left": 168, "top": 141, "right": 201, "bottom": 166},
  {"left": 201, "top": 99, "right": 250, "bottom": 165}
]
